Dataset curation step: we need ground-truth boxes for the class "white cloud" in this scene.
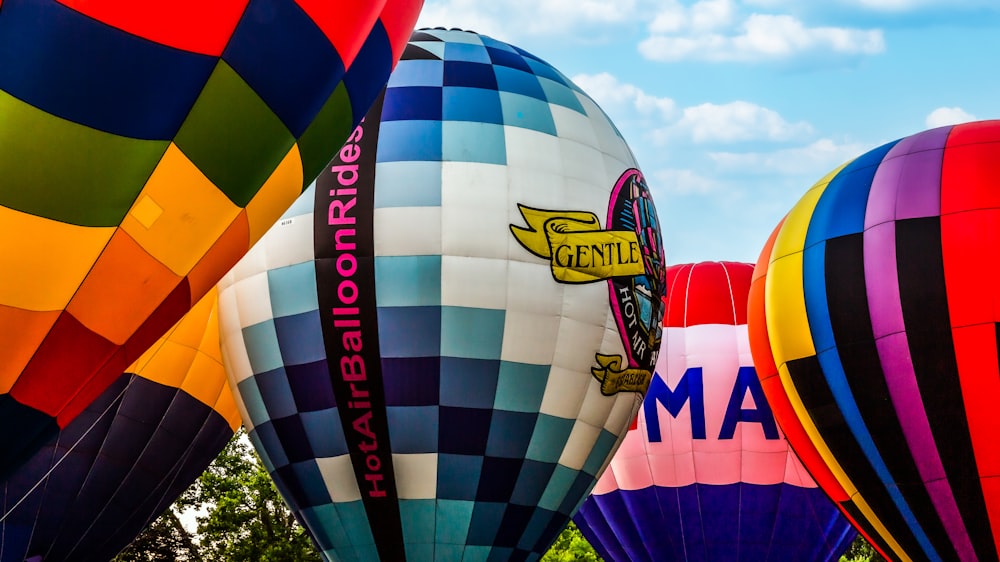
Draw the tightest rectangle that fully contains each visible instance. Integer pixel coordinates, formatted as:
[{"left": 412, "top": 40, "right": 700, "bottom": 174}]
[
  {"left": 640, "top": 12, "right": 884, "bottom": 62},
  {"left": 709, "top": 138, "right": 869, "bottom": 176},
  {"left": 572, "top": 72, "right": 677, "bottom": 120},
  {"left": 650, "top": 168, "right": 721, "bottom": 194},
  {"left": 669, "top": 101, "right": 813, "bottom": 143},
  {"left": 925, "top": 106, "right": 977, "bottom": 128}
]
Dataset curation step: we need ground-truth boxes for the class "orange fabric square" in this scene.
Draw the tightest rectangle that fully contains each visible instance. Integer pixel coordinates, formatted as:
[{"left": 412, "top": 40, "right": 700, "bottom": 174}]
[
  {"left": 186, "top": 211, "right": 250, "bottom": 306},
  {"left": 0, "top": 306, "right": 60, "bottom": 393},
  {"left": 67, "top": 229, "right": 182, "bottom": 345}
]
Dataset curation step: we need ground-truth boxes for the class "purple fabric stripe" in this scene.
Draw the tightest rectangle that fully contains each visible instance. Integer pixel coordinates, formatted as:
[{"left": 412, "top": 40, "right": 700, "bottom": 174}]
[{"left": 864, "top": 127, "right": 976, "bottom": 561}]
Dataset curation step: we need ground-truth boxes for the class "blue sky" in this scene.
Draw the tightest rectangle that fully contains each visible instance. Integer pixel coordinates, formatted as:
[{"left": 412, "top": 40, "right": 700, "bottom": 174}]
[{"left": 416, "top": 0, "right": 1000, "bottom": 265}]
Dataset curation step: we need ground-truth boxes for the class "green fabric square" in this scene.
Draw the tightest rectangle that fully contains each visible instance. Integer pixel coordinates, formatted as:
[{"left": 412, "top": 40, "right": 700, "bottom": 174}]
[
  {"left": 440, "top": 306, "right": 505, "bottom": 360},
  {"left": 297, "top": 82, "right": 355, "bottom": 186},
  {"left": 174, "top": 61, "right": 295, "bottom": 207},
  {"left": 494, "top": 362, "right": 550, "bottom": 413}
]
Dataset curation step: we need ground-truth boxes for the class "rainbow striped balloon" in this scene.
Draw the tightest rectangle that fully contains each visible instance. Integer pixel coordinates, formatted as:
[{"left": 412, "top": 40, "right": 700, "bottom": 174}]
[
  {"left": 748, "top": 120, "right": 1000, "bottom": 562},
  {"left": 0, "top": 0, "right": 421, "bottom": 478}
]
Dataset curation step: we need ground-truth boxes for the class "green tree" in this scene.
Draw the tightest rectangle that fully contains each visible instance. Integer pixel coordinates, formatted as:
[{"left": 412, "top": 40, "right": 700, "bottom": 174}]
[
  {"left": 541, "top": 521, "right": 604, "bottom": 562},
  {"left": 175, "top": 430, "right": 321, "bottom": 562},
  {"left": 113, "top": 508, "right": 201, "bottom": 562},
  {"left": 840, "top": 534, "right": 887, "bottom": 562}
]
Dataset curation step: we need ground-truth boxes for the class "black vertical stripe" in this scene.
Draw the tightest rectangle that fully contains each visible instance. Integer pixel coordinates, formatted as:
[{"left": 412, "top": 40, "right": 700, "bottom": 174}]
[
  {"left": 823, "top": 234, "right": 956, "bottom": 559},
  {"left": 314, "top": 90, "right": 406, "bottom": 562},
  {"left": 786, "top": 355, "right": 926, "bottom": 560},
  {"left": 896, "top": 217, "right": 996, "bottom": 562}
]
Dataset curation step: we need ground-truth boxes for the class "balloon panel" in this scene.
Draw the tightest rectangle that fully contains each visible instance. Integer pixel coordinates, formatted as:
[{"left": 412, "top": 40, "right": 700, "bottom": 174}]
[
  {"left": 0, "top": 290, "right": 238, "bottom": 562},
  {"left": 0, "top": 0, "right": 422, "bottom": 477},
  {"left": 575, "top": 262, "right": 855, "bottom": 562},
  {"left": 750, "top": 120, "right": 1000, "bottom": 562},
  {"left": 219, "top": 28, "right": 666, "bottom": 561}
]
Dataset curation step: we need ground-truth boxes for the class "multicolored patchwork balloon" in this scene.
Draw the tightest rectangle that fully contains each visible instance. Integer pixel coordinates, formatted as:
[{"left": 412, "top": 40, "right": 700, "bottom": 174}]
[
  {"left": 0, "top": 289, "right": 239, "bottom": 562},
  {"left": 575, "top": 261, "right": 856, "bottom": 562},
  {"left": 0, "top": 0, "right": 422, "bottom": 476},
  {"left": 748, "top": 120, "right": 1000, "bottom": 562},
  {"left": 217, "top": 28, "right": 666, "bottom": 561}
]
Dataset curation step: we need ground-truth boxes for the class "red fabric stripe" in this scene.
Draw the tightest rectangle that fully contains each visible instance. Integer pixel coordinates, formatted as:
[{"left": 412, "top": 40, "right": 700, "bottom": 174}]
[
  {"left": 663, "top": 261, "right": 752, "bottom": 327},
  {"left": 295, "top": 0, "right": 386, "bottom": 68},
  {"left": 58, "top": 0, "right": 248, "bottom": 56},
  {"left": 378, "top": 0, "right": 425, "bottom": 69}
]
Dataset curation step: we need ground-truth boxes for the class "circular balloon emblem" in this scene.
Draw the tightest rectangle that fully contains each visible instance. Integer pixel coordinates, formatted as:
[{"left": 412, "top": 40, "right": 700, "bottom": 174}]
[
  {"left": 0, "top": 0, "right": 423, "bottom": 477},
  {"left": 748, "top": 120, "right": 1000, "bottom": 562},
  {"left": 218, "top": 28, "right": 666, "bottom": 561},
  {"left": 575, "top": 261, "right": 856, "bottom": 562},
  {"left": 0, "top": 290, "right": 238, "bottom": 562}
]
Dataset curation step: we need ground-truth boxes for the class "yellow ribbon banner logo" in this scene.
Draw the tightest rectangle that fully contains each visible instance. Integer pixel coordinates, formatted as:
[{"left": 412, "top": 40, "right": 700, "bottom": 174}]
[
  {"left": 510, "top": 205, "right": 646, "bottom": 284},
  {"left": 591, "top": 354, "right": 652, "bottom": 396}
]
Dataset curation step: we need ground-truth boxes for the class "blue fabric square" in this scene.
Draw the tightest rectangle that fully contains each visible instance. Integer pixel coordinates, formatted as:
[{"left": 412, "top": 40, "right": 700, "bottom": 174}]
[
  {"left": 298, "top": 408, "right": 349, "bottom": 458},
  {"left": 436, "top": 499, "right": 475, "bottom": 544},
  {"left": 341, "top": 20, "right": 392, "bottom": 124},
  {"left": 254, "top": 367, "right": 297, "bottom": 419},
  {"left": 494, "top": 503, "right": 534, "bottom": 547},
  {"left": 486, "top": 410, "right": 538, "bottom": 458},
  {"left": 285, "top": 359, "right": 335, "bottom": 412},
  {"left": 376, "top": 120, "right": 442, "bottom": 163},
  {"left": 494, "top": 362, "right": 549, "bottom": 413},
  {"left": 299, "top": 504, "right": 346, "bottom": 551},
  {"left": 487, "top": 46, "right": 532, "bottom": 73},
  {"left": 223, "top": 0, "right": 343, "bottom": 137},
  {"left": 248, "top": 424, "right": 279, "bottom": 471},
  {"left": 387, "top": 59, "right": 444, "bottom": 87},
  {"left": 538, "top": 77, "right": 586, "bottom": 115},
  {"left": 486, "top": 546, "right": 514, "bottom": 561},
  {"left": 444, "top": 60, "right": 498, "bottom": 90},
  {"left": 461, "top": 545, "right": 492, "bottom": 562},
  {"left": 523, "top": 56, "right": 571, "bottom": 88},
  {"left": 381, "top": 86, "right": 443, "bottom": 122},
  {"left": 381, "top": 357, "right": 441, "bottom": 406},
  {"left": 376, "top": 306, "right": 441, "bottom": 358},
  {"left": 373, "top": 161, "right": 442, "bottom": 208},
  {"left": 406, "top": 543, "right": 435, "bottom": 561},
  {"left": 510, "top": 460, "right": 556, "bottom": 506},
  {"left": 440, "top": 357, "right": 500, "bottom": 408},
  {"left": 437, "top": 454, "right": 483, "bottom": 500},
  {"left": 236, "top": 377, "right": 270, "bottom": 429},
  {"left": 500, "top": 92, "right": 557, "bottom": 136},
  {"left": 271, "top": 414, "right": 314, "bottom": 463},
  {"left": 582, "top": 429, "right": 618, "bottom": 476},
  {"left": 375, "top": 255, "right": 442, "bottom": 307},
  {"left": 274, "top": 310, "right": 325, "bottom": 366},
  {"left": 494, "top": 66, "right": 546, "bottom": 101},
  {"left": 537, "top": 465, "right": 578, "bottom": 512},
  {"left": 274, "top": 460, "right": 330, "bottom": 509},
  {"left": 267, "top": 262, "right": 318, "bottom": 318},
  {"left": 387, "top": 405, "right": 438, "bottom": 453},
  {"left": 467, "top": 501, "right": 505, "bottom": 545},
  {"left": 558, "top": 471, "right": 595, "bottom": 515},
  {"left": 475, "top": 457, "right": 523, "bottom": 502},
  {"left": 440, "top": 306, "right": 505, "bottom": 360},
  {"left": 442, "top": 87, "right": 503, "bottom": 125},
  {"left": 439, "top": 406, "right": 492, "bottom": 455},
  {"left": 524, "top": 414, "right": 575, "bottom": 463},
  {"left": 444, "top": 42, "right": 491, "bottom": 64},
  {"left": 434, "top": 545, "right": 466, "bottom": 562},
  {"left": 400, "top": 498, "right": 436, "bottom": 544},
  {"left": 242, "top": 320, "right": 283, "bottom": 374},
  {"left": 441, "top": 121, "right": 507, "bottom": 164},
  {"left": 335, "top": 501, "right": 376, "bottom": 546},
  {"left": 408, "top": 40, "right": 446, "bottom": 60},
  {"left": 521, "top": 510, "right": 560, "bottom": 552}
]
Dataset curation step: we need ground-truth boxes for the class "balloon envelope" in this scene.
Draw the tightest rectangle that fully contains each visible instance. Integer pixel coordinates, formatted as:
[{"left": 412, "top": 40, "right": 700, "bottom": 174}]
[
  {"left": 748, "top": 120, "right": 1000, "bottom": 561},
  {"left": 218, "top": 28, "right": 666, "bottom": 561},
  {"left": 0, "top": 0, "right": 422, "bottom": 476},
  {"left": 575, "top": 261, "right": 856, "bottom": 561},
  {"left": 0, "top": 290, "right": 239, "bottom": 562}
]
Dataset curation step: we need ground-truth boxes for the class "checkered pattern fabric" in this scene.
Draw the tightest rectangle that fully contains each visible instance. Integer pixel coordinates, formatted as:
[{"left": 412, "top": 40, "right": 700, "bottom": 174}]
[{"left": 220, "top": 28, "right": 655, "bottom": 562}]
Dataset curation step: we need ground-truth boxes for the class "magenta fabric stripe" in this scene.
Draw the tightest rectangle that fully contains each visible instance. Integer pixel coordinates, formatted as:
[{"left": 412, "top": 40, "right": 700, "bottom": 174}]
[{"left": 864, "top": 126, "right": 976, "bottom": 561}]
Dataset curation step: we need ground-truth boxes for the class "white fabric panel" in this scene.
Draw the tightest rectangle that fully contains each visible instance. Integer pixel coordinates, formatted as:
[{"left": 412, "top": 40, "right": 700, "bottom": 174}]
[
  {"left": 558, "top": 420, "right": 602, "bottom": 471},
  {"left": 500, "top": 309, "right": 560, "bottom": 365},
  {"left": 317, "top": 455, "right": 363, "bottom": 502},
  {"left": 440, "top": 255, "right": 508, "bottom": 310},
  {"left": 539, "top": 365, "right": 591, "bottom": 419},
  {"left": 372, "top": 207, "right": 442, "bottom": 256},
  {"left": 392, "top": 453, "right": 438, "bottom": 499},
  {"left": 230, "top": 272, "right": 274, "bottom": 329}
]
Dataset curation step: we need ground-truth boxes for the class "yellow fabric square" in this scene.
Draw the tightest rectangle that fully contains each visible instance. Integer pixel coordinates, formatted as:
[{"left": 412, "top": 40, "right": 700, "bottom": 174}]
[
  {"left": 122, "top": 143, "right": 242, "bottom": 276},
  {"left": 0, "top": 206, "right": 114, "bottom": 311},
  {"left": 245, "top": 144, "right": 304, "bottom": 245}
]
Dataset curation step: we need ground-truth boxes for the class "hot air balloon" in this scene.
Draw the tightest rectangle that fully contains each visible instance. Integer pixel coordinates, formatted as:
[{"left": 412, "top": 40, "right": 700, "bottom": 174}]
[
  {"left": 748, "top": 120, "right": 1000, "bottom": 562},
  {"left": 217, "top": 28, "right": 667, "bottom": 561},
  {"left": 0, "top": 289, "right": 239, "bottom": 562},
  {"left": 574, "top": 261, "right": 856, "bottom": 562},
  {"left": 0, "top": 0, "right": 423, "bottom": 476}
]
